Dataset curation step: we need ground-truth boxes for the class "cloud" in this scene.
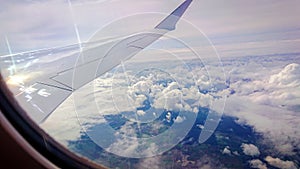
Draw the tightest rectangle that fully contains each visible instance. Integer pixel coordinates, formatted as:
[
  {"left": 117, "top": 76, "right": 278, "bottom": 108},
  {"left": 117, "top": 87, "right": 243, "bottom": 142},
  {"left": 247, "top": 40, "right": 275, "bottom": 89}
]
[
  {"left": 2, "top": 0, "right": 202, "bottom": 55},
  {"left": 222, "top": 146, "right": 231, "bottom": 155},
  {"left": 223, "top": 60, "right": 300, "bottom": 155},
  {"left": 249, "top": 159, "right": 267, "bottom": 169},
  {"left": 136, "top": 156, "right": 162, "bottom": 169},
  {"left": 2, "top": 0, "right": 300, "bottom": 58},
  {"left": 187, "top": 0, "right": 300, "bottom": 36},
  {"left": 174, "top": 115, "right": 186, "bottom": 123},
  {"left": 1, "top": 0, "right": 294, "bottom": 167},
  {"left": 40, "top": 56, "right": 227, "bottom": 158},
  {"left": 106, "top": 122, "right": 145, "bottom": 157},
  {"left": 40, "top": 93, "right": 83, "bottom": 145},
  {"left": 0, "top": 0, "right": 78, "bottom": 52},
  {"left": 269, "top": 63, "right": 300, "bottom": 87},
  {"left": 38, "top": 43, "right": 299, "bottom": 163},
  {"left": 265, "top": 156, "right": 297, "bottom": 169},
  {"left": 224, "top": 94, "right": 300, "bottom": 156},
  {"left": 241, "top": 143, "right": 260, "bottom": 157},
  {"left": 121, "top": 64, "right": 221, "bottom": 114},
  {"left": 251, "top": 63, "right": 300, "bottom": 107},
  {"left": 136, "top": 110, "right": 146, "bottom": 116}
]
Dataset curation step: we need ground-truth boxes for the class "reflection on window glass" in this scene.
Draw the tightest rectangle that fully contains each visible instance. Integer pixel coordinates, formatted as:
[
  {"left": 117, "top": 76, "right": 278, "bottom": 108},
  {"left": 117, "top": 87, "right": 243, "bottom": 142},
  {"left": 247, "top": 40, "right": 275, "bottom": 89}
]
[{"left": 1, "top": 0, "right": 299, "bottom": 168}]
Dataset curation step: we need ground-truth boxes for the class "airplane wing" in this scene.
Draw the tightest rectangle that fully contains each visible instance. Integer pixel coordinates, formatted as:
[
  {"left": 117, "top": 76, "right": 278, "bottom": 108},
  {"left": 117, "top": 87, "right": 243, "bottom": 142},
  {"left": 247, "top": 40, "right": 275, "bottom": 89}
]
[{"left": 14, "top": 0, "right": 193, "bottom": 124}]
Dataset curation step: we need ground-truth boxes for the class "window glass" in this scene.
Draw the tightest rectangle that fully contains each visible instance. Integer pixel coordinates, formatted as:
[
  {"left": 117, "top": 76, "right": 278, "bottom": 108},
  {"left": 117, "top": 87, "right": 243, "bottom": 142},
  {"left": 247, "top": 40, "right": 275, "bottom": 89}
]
[{"left": 1, "top": 1, "right": 299, "bottom": 168}]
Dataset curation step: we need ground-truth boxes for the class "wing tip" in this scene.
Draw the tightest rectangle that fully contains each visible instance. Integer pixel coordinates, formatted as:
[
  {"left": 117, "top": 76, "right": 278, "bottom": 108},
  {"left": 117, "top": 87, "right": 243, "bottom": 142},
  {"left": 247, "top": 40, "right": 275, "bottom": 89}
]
[{"left": 155, "top": 0, "right": 193, "bottom": 31}]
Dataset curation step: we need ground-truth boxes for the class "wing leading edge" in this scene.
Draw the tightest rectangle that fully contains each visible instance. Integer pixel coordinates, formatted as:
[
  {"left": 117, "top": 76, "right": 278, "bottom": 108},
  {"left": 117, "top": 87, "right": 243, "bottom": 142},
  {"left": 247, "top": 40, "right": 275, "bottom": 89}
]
[{"left": 15, "top": 0, "right": 193, "bottom": 124}]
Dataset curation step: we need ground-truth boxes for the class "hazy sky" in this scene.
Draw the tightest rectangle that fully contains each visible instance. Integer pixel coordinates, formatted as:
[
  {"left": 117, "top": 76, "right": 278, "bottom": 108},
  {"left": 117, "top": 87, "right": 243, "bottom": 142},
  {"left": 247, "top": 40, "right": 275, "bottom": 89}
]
[{"left": 0, "top": 0, "right": 300, "bottom": 57}]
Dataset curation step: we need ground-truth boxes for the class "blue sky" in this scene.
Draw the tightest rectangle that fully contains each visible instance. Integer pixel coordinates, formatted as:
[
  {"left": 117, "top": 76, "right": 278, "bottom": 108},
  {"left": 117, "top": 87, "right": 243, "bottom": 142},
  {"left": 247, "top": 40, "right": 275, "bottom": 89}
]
[{"left": 0, "top": 0, "right": 300, "bottom": 57}]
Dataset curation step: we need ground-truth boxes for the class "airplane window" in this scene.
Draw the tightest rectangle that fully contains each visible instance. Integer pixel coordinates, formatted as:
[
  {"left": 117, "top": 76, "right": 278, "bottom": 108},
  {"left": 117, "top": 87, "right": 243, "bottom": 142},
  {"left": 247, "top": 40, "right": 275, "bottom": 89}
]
[{"left": 0, "top": 0, "right": 299, "bottom": 168}]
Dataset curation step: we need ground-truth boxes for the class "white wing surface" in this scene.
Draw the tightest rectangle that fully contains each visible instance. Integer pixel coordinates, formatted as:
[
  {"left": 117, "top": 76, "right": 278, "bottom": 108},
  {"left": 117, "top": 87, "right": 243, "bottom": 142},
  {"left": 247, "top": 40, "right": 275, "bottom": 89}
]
[{"left": 14, "top": 0, "right": 193, "bottom": 124}]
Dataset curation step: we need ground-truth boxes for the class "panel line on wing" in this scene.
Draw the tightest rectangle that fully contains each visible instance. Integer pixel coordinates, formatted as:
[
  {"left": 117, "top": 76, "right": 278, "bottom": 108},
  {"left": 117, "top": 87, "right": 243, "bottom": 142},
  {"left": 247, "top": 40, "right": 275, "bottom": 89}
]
[
  {"left": 16, "top": 0, "right": 193, "bottom": 124},
  {"left": 49, "top": 76, "right": 74, "bottom": 91},
  {"left": 37, "top": 82, "right": 73, "bottom": 92},
  {"left": 126, "top": 35, "right": 147, "bottom": 46}
]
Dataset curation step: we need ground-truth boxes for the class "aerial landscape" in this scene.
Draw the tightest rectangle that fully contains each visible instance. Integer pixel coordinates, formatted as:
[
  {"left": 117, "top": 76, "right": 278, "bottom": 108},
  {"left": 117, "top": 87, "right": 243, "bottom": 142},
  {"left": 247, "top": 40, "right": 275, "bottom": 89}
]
[
  {"left": 0, "top": 0, "right": 299, "bottom": 168},
  {"left": 41, "top": 53, "right": 300, "bottom": 169}
]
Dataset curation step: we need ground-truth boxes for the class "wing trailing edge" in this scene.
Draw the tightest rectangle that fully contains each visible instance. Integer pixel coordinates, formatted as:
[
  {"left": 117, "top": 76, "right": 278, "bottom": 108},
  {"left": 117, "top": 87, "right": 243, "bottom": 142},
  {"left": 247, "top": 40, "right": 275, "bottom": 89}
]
[{"left": 15, "top": 0, "right": 193, "bottom": 124}]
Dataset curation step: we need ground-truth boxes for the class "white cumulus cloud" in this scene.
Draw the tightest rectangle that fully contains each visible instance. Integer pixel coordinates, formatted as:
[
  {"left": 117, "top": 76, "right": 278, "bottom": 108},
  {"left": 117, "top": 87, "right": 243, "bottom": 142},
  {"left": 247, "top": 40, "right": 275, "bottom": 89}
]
[
  {"left": 174, "top": 115, "right": 186, "bottom": 123},
  {"left": 269, "top": 63, "right": 300, "bottom": 87},
  {"left": 223, "top": 59, "right": 300, "bottom": 156},
  {"left": 222, "top": 146, "right": 231, "bottom": 155},
  {"left": 249, "top": 159, "right": 267, "bottom": 169},
  {"left": 241, "top": 143, "right": 260, "bottom": 157},
  {"left": 265, "top": 156, "right": 297, "bottom": 169}
]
